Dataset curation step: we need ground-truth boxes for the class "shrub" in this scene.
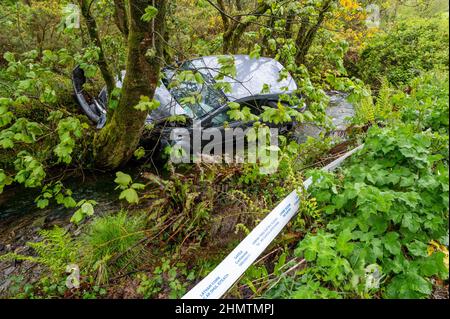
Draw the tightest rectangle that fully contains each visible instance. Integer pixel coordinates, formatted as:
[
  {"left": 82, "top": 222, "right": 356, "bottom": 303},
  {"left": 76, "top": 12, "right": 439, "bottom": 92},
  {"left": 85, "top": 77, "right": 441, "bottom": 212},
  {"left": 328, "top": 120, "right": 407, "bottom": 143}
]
[
  {"left": 396, "top": 71, "right": 449, "bottom": 134},
  {"left": 297, "top": 125, "right": 448, "bottom": 298},
  {"left": 357, "top": 15, "right": 449, "bottom": 88}
]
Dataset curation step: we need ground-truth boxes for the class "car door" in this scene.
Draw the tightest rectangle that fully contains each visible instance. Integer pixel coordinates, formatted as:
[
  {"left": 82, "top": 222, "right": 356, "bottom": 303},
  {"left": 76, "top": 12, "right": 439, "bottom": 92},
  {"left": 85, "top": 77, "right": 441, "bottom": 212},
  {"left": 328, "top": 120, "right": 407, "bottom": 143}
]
[{"left": 201, "top": 106, "right": 251, "bottom": 160}]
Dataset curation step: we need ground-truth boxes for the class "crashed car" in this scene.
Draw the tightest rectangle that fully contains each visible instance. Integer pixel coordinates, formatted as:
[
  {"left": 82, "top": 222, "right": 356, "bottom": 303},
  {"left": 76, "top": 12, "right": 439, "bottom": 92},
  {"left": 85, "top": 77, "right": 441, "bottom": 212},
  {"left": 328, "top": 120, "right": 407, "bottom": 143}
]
[{"left": 73, "top": 55, "right": 306, "bottom": 155}]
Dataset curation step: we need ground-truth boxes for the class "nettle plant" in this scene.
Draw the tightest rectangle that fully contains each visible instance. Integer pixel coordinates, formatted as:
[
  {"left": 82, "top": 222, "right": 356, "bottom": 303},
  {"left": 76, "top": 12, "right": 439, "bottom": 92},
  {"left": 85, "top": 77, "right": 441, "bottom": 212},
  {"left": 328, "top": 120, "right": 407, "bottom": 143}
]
[{"left": 297, "top": 125, "right": 449, "bottom": 298}]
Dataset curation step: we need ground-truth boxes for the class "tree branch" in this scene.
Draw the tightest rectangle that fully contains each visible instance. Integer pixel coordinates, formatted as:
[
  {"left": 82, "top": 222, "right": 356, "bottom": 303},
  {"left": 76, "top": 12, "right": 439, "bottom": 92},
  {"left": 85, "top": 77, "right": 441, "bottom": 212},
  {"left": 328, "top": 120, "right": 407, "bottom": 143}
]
[
  {"left": 78, "top": 0, "right": 115, "bottom": 95},
  {"left": 113, "top": 0, "right": 129, "bottom": 38}
]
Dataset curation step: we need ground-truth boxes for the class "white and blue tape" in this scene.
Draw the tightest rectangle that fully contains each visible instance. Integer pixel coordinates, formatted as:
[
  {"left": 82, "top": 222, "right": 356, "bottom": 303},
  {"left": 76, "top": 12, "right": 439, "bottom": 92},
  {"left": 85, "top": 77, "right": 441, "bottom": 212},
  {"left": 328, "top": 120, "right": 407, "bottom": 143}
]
[{"left": 182, "top": 145, "right": 364, "bottom": 299}]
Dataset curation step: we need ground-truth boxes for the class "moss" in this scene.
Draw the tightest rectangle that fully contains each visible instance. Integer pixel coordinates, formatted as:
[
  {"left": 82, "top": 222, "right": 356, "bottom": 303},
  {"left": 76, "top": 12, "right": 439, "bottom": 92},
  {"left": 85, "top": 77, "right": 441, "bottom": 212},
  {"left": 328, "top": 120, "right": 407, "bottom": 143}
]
[{"left": 93, "top": 0, "right": 167, "bottom": 169}]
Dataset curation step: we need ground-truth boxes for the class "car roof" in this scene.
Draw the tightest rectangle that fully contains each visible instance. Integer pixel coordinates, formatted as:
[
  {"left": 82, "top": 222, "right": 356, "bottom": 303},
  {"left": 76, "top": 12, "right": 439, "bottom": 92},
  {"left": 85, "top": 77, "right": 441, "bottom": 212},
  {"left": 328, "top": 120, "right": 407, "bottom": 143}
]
[{"left": 189, "top": 55, "right": 297, "bottom": 101}]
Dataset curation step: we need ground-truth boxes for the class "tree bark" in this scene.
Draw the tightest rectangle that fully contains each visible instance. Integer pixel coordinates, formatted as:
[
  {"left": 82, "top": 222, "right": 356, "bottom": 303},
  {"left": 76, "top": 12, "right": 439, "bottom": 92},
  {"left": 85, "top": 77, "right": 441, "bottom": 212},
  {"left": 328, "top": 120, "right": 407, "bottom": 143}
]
[
  {"left": 78, "top": 0, "right": 115, "bottom": 95},
  {"left": 222, "top": 2, "right": 268, "bottom": 54},
  {"left": 216, "top": 0, "right": 236, "bottom": 54},
  {"left": 217, "top": 0, "right": 230, "bottom": 31},
  {"left": 113, "top": 0, "right": 129, "bottom": 38},
  {"left": 295, "top": 0, "right": 334, "bottom": 66},
  {"left": 222, "top": 19, "right": 238, "bottom": 54},
  {"left": 93, "top": 0, "right": 167, "bottom": 169}
]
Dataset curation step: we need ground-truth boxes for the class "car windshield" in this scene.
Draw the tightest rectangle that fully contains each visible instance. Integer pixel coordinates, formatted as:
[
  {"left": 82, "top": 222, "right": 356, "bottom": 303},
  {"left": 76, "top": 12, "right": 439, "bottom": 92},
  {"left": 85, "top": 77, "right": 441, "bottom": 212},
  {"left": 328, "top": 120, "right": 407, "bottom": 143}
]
[{"left": 162, "top": 63, "right": 228, "bottom": 119}]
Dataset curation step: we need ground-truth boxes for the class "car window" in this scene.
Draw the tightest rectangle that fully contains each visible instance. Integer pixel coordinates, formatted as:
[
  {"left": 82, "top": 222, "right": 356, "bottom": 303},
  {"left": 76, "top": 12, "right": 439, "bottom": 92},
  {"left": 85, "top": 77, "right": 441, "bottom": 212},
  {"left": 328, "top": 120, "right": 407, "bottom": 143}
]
[
  {"left": 162, "top": 64, "right": 228, "bottom": 119},
  {"left": 210, "top": 109, "right": 231, "bottom": 126}
]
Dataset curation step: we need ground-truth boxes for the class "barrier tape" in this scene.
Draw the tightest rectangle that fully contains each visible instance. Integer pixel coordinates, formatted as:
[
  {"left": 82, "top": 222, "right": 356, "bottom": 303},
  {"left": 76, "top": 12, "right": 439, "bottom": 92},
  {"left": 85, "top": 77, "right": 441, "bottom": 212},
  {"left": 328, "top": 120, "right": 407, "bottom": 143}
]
[{"left": 182, "top": 145, "right": 364, "bottom": 299}]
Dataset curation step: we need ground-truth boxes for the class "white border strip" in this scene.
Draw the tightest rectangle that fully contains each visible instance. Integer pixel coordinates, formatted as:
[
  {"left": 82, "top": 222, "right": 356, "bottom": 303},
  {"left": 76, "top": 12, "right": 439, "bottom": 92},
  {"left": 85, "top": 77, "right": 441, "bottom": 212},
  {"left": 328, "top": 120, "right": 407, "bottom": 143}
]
[{"left": 182, "top": 145, "right": 364, "bottom": 299}]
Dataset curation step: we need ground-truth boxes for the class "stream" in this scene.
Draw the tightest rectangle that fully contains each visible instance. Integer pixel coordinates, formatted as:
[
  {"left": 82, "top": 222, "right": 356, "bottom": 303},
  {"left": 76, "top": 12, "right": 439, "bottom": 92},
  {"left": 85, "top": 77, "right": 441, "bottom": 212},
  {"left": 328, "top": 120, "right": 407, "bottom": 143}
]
[{"left": 0, "top": 169, "right": 143, "bottom": 295}]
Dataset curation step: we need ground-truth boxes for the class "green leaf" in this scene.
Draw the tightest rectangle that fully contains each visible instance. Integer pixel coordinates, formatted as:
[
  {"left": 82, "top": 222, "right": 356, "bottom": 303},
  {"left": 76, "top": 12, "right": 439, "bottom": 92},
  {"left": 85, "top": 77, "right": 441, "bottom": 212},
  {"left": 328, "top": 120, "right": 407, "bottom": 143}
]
[
  {"left": 134, "top": 96, "right": 161, "bottom": 111},
  {"left": 114, "top": 171, "right": 132, "bottom": 187},
  {"left": 36, "top": 198, "right": 49, "bottom": 209},
  {"left": 249, "top": 44, "right": 261, "bottom": 59},
  {"left": 383, "top": 232, "right": 401, "bottom": 255},
  {"left": 194, "top": 72, "right": 204, "bottom": 84},
  {"left": 63, "top": 196, "right": 77, "bottom": 209},
  {"left": 416, "top": 252, "right": 449, "bottom": 279},
  {"left": 141, "top": 6, "right": 158, "bottom": 22},
  {"left": 0, "top": 138, "right": 14, "bottom": 149},
  {"left": 401, "top": 212, "right": 420, "bottom": 232},
  {"left": 268, "top": 39, "right": 277, "bottom": 51},
  {"left": 80, "top": 202, "right": 95, "bottom": 216},
  {"left": 70, "top": 202, "right": 95, "bottom": 225},
  {"left": 70, "top": 209, "right": 84, "bottom": 224},
  {"left": 384, "top": 273, "right": 432, "bottom": 299},
  {"left": 131, "top": 183, "right": 145, "bottom": 190},
  {"left": 0, "top": 170, "right": 13, "bottom": 193},
  {"left": 405, "top": 240, "right": 428, "bottom": 257},
  {"left": 134, "top": 147, "right": 146, "bottom": 160},
  {"left": 3, "top": 52, "right": 15, "bottom": 63},
  {"left": 119, "top": 188, "right": 139, "bottom": 204},
  {"left": 336, "top": 228, "right": 354, "bottom": 257}
]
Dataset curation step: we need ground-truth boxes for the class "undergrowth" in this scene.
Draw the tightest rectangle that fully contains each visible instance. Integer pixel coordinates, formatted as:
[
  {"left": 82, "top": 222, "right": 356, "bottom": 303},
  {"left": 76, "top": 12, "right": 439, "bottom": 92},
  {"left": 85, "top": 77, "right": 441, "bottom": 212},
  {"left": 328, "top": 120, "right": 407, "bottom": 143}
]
[{"left": 235, "top": 71, "right": 449, "bottom": 299}]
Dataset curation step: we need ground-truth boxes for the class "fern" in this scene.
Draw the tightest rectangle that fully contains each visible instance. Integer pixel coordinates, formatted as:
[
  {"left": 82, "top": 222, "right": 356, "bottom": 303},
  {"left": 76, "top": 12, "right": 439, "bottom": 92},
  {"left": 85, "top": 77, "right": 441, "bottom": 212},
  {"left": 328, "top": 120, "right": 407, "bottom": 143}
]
[
  {"left": 0, "top": 226, "right": 79, "bottom": 278},
  {"left": 354, "top": 78, "right": 395, "bottom": 123},
  {"left": 375, "top": 78, "right": 394, "bottom": 120},
  {"left": 356, "top": 95, "right": 375, "bottom": 123}
]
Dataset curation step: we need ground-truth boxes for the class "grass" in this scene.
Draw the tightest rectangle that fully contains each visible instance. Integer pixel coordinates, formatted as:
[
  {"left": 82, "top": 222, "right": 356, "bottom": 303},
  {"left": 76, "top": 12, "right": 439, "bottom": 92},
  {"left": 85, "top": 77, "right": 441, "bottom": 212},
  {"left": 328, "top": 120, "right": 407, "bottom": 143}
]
[{"left": 81, "top": 211, "right": 147, "bottom": 285}]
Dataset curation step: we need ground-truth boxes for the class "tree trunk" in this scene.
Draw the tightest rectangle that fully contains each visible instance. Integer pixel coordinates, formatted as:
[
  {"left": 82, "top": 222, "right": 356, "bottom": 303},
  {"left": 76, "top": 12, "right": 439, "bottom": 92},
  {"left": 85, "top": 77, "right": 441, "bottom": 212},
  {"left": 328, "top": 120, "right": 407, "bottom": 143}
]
[
  {"left": 222, "top": 3, "right": 268, "bottom": 54},
  {"left": 217, "top": 0, "right": 230, "bottom": 31},
  {"left": 93, "top": 0, "right": 167, "bottom": 169},
  {"left": 295, "top": 0, "right": 334, "bottom": 66},
  {"left": 216, "top": 0, "right": 235, "bottom": 54},
  {"left": 113, "top": 0, "right": 129, "bottom": 38},
  {"left": 79, "top": 0, "right": 115, "bottom": 95},
  {"left": 223, "top": 20, "right": 238, "bottom": 54}
]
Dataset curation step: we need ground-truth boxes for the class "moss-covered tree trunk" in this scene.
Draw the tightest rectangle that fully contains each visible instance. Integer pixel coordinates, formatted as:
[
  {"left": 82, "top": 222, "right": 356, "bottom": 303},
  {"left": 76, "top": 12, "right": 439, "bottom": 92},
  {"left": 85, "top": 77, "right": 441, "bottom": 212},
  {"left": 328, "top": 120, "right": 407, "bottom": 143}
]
[
  {"left": 93, "top": 0, "right": 167, "bottom": 169},
  {"left": 113, "top": 0, "right": 129, "bottom": 38}
]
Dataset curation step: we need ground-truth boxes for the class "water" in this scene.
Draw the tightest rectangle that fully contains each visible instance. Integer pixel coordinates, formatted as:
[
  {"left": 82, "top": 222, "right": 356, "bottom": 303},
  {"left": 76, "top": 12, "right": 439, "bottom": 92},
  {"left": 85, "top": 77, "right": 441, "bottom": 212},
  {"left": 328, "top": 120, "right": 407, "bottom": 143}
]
[
  {"left": 327, "top": 91, "right": 356, "bottom": 130},
  {"left": 0, "top": 172, "right": 119, "bottom": 221},
  {"left": 292, "top": 91, "right": 355, "bottom": 143}
]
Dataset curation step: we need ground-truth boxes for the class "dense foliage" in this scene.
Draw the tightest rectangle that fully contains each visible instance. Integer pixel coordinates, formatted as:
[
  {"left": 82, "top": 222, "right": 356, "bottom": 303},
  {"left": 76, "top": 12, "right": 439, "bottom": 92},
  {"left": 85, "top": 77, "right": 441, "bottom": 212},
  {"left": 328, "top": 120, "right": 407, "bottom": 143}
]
[
  {"left": 295, "top": 124, "right": 448, "bottom": 298},
  {"left": 0, "top": 0, "right": 448, "bottom": 300},
  {"left": 356, "top": 15, "right": 449, "bottom": 87}
]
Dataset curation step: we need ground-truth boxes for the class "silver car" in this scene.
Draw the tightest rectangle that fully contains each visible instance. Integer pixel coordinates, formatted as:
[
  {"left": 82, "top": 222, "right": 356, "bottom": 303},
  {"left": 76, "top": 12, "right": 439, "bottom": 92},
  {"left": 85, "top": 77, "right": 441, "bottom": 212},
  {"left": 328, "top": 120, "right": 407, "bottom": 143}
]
[{"left": 73, "top": 55, "right": 305, "bottom": 153}]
